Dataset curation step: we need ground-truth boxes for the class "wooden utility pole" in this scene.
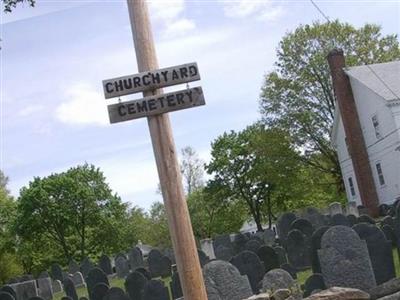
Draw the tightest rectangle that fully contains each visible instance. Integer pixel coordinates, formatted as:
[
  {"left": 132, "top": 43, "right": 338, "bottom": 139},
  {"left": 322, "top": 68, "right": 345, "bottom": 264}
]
[{"left": 126, "top": 1, "right": 208, "bottom": 299}]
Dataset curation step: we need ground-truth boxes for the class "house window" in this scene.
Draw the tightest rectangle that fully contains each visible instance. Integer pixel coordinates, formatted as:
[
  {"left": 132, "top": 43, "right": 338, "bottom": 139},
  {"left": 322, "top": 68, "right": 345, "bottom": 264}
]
[
  {"left": 372, "top": 114, "right": 381, "bottom": 139},
  {"left": 348, "top": 177, "right": 356, "bottom": 197},
  {"left": 376, "top": 163, "right": 385, "bottom": 186}
]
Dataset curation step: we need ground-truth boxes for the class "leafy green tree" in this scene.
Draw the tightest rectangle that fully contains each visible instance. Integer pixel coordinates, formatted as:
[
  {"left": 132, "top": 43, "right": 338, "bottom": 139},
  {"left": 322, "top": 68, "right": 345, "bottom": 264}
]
[
  {"left": 142, "top": 202, "right": 171, "bottom": 249},
  {"left": 2, "top": 0, "right": 34, "bottom": 13},
  {"left": 260, "top": 21, "right": 400, "bottom": 192},
  {"left": 180, "top": 146, "right": 205, "bottom": 195},
  {"left": 206, "top": 124, "right": 301, "bottom": 231},
  {"left": 15, "top": 164, "right": 130, "bottom": 264}
]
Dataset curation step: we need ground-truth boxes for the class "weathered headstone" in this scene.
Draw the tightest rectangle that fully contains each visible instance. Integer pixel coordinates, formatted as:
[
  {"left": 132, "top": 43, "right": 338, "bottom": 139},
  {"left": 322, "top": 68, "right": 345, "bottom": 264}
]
[
  {"left": 125, "top": 271, "right": 148, "bottom": 300},
  {"left": 98, "top": 255, "right": 112, "bottom": 275},
  {"left": 232, "top": 234, "right": 249, "bottom": 254},
  {"left": 353, "top": 223, "right": 396, "bottom": 285},
  {"left": 382, "top": 224, "right": 397, "bottom": 247},
  {"left": 318, "top": 225, "right": 376, "bottom": 291},
  {"left": 148, "top": 250, "right": 164, "bottom": 278},
  {"left": 347, "top": 214, "right": 358, "bottom": 227},
  {"left": 135, "top": 268, "right": 151, "bottom": 280},
  {"left": 200, "top": 238, "right": 216, "bottom": 259},
  {"left": 213, "top": 234, "right": 232, "bottom": 253},
  {"left": 260, "top": 269, "right": 299, "bottom": 296},
  {"left": 379, "top": 204, "right": 390, "bottom": 217},
  {"left": 381, "top": 216, "right": 394, "bottom": 228},
  {"left": 310, "top": 226, "right": 329, "bottom": 274},
  {"left": 115, "top": 257, "right": 129, "bottom": 279},
  {"left": 358, "top": 214, "right": 376, "bottom": 224},
  {"left": 128, "top": 248, "right": 144, "bottom": 272},
  {"left": 262, "top": 229, "right": 276, "bottom": 246},
  {"left": 142, "top": 280, "right": 169, "bottom": 300},
  {"left": 302, "top": 207, "right": 325, "bottom": 230},
  {"left": 280, "top": 263, "right": 297, "bottom": 280},
  {"left": 80, "top": 258, "right": 94, "bottom": 279},
  {"left": 50, "top": 264, "right": 63, "bottom": 282},
  {"left": 86, "top": 268, "right": 109, "bottom": 300},
  {"left": 230, "top": 250, "right": 265, "bottom": 294},
  {"left": 68, "top": 260, "right": 80, "bottom": 275},
  {"left": 245, "top": 239, "right": 262, "bottom": 253},
  {"left": 159, "top": 256, "right": 172, "bottom": 278},
  {"left": 10, "top": 280, "right": 38, "bottom": 300},
  {"left": 276, "top": 213, "right": 297, "bottom": 246},
  {"left": 71, "top": 272, "right": 85, "bottom": 288},
  {"left": 51, "top": 280, "right": 62, "bottom": 294},
  {"left": 330, "top": 213, "right": 351, "bottom": 227},
  {"left": 290, "top": 218, "right": 313, "bottom": 238},
  {"left": 163, "top": 248, "right": 176, "bottom": 265},
  {"left": 38, "top": 272, "right": 50, "bottom": 279},
  {"left": 203, "top": 260, "right": 252, "bottom": 300},
  {"left": 303, "top": 273, "right": 326, "bottom": 297},
  {"left": 346, "top": 201, "right": 359, "bottom": 217},
  {"left": 63, "top": 278, "right": 78, "bottom": 300},
  {"left": 286, "top": 229, "right": 311, "bottom": 270},
  {"left": 1, "top": 286, "right": 17, "bottom": 300},
  {"left": 328, "top": 202, "right": 342, "bottom": 216},
  {"left": 170, "top": 272, "right": 183, "bottom": 300},
  {"left": 37, "top": 277, "right": 53, "bottom": 300},
  {"left": 214, "top": 245, "right": 233, "bottom": 262},
  {"left": 103, "top": 288, "right": 130, "bottom": 300},
  {"left": 256, "top": 246, "right": 279, "bottom": 273},
  {"left": 273, "top": 246, "right": 288, "bottom": 265},
  {"left": 91, "top": 283, "right": 109, "bottom": 300},
  {"left": 0, "top": 292, "right": 14, "bottom": 300},
  {"left": 197, "top": 249, "right": 209, "bottom": 267}
]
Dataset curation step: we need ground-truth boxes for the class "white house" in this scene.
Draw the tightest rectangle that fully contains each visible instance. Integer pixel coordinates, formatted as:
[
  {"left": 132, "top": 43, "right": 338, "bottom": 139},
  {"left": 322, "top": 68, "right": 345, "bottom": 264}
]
[{"left": 331, "top": 60, "right": 400, "bottom": 205}]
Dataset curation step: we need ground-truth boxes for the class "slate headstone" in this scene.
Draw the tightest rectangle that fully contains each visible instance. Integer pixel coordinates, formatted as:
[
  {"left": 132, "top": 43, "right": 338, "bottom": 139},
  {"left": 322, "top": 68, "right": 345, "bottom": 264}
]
[
  {"left": 347, "top": 214, "right": 358, "bottom": 227},
  {"left": 318, "top": 225, "right": 376, "bottom": 291},
  {"left": 302, "top": 207, "right": 325, "bottom": 230},
  {"left": 142, "top": 280, "right": 169, "bottom": 300},
  {"left": 10, "top": 280, "right": 38, "bottom": 300},
  {"left": 50, "top": 264, "right": 63, "bottom": 282},
  {"left": 85, "top": 268, "right": 109, "bottom": 300},
  {"left": 286, "top": 229, "right": 311, "bottom": 270},
  {"left": 170, "top": 272, "right": 183, "bottom": 300},
  {"left": 135, "top": 268, "right": 151, "bottom": 281},
  {"left": 98, "top": 255, "right": 112, "bottom": 275},
  {"left": 103, "top": 288, "right": 130, "bottom": 300},
  {"left": 273, "top": 246, "right": 288, "bottom": 265},
  {"left": 91, "top": 283, "right": 109, "bottom": 300},
  {"left": 276, "top": 213, "right": 297, "bottom": 246},
  {"left": 197, "top": 249, "right": 210, "bottom": 267},
  {"left": 245, "top": 239, "right": 262, "bottom": 253},
  {"left": 148, "top": 250, "right": 164, "bottom": 278},
  {"left": 68, "top": 260, "right": 80, "bottom": 275},
  {"left": 213, "top": 234, "right": 232, "bottom": 253},
  {"left": 230, "top": 250, "right": 265, "bottom": 294},
  {"left": 115, "top": 257, "right": 129, "bottom": 279},
  {"left": 125, "top": 271, "right": 147, "bottom": 300},
  {"left": 0, "top": 292, "right": 14, "bottom": 300},
  {"left": 71, "top": 272, "right": 85, "bottom": 288},
  {"left": 346, "top": 201, "right": 359, "bottom": 217},
  {"left": 310, "top": 226, "right": 329, "bottom": 274},
  {"left": 261, "top": 269, "right": 299, "bottom": 296},
  {"left": 232, "top": 234, "right": 249, "bottom": 254},
  {"left": 163, "top": 248, "right": 176, "bottom": 265},
  {"left": 263, "top": 229, "right": 276, "bottom": 246},
  {"left": 257, "top": 246, "right": 279, "bottom": 273},
  {"left": 382, "top": 224, "right": 397, "bottom": 247},
  {"left": 303, "top": 273, "right": 326, "bottom": 297},
  {"left": 353, "top": 223, "right": 396, "bottom": 285},
  {"left": 1, "top": 286, "right": 16, "bottom": 300},
  {"left": 358, "top": 214, "right": 376, "bottom": 224},
  {"left": 80, "top": 258, "right": 94, "bottom": 279},
  {"left": 329, "top": 202, "right": 342, "bottom": 216},
  {"left": 214, "top": 245, "right": 233, "bottom": 262},
  {"left": 37, "top": 277, "right": 53, "bottom": 300},
  {"left": 63, "top": 278, "right": 78, "bottom": 300},
  {"left": 331, "top": 213, "right": 351, "bottom": 227},
  {"left": 128, "top": 248, "right": 144, "bottom": 271},
  {"left": 159, "top": 256, "right": 172, "bottom": 278},
  {"left": 290, "top": 218, "right": 314, "bottom": 238},
  {"left": 51, "top": 280, "right": 62, "bottom": 294},
  {"left": 203, "top": 260, "right": 252, "bottom": 300}
]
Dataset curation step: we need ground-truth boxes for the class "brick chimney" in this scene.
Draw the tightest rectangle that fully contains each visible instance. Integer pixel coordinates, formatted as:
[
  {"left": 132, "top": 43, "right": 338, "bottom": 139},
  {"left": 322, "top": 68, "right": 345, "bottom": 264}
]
[{"left": 327, "top": 49, "right": 379, "bottom": 217}]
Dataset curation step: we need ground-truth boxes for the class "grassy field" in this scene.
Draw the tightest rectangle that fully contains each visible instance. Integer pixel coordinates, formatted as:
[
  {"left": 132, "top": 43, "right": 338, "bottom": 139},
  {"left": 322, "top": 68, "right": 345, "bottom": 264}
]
[{"left": 54, "top": 248, "right": 400, "bottom": 299}]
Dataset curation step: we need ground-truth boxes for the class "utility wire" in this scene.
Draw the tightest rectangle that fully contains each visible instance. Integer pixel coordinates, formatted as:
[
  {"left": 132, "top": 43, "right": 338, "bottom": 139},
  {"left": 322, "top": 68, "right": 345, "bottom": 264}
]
[{"left": 310, "top": 0, "right": 400, "bottom": 101}]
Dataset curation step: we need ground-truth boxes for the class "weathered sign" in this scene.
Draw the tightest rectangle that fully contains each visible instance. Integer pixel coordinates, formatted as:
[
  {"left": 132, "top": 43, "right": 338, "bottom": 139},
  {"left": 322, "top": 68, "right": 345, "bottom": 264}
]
[
  {"left": 107, "top": 87, "right": 205, "bottom": 123},
  {"left": 103, "top": 62, "right": 200, "bottom": 99}
]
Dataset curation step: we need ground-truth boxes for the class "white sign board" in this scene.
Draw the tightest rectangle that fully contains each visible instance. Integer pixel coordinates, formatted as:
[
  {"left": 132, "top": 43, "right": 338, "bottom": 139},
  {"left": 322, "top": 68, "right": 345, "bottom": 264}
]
[
  {"left": 103, "top": 62, "right": 200, "bottom": 99},
  {"left": 107, "top": 87, "right": 205, "bottom": 124}
]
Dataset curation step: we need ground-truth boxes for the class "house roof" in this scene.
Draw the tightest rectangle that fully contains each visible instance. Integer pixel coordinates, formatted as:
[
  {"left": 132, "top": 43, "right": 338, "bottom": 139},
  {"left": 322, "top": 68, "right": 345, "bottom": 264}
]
[{"left": 344, "top": 60, "right": 400, "bottom": 101}]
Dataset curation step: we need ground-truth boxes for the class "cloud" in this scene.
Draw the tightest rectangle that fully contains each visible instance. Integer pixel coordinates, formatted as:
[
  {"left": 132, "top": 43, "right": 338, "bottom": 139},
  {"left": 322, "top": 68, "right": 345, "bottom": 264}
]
[
  {"left": 18, "top": 104, "right": 45, "bottom": 117},
  {"left": 221, "top": 0, "right": 285, "bottom": 21},
  {"left": 55, "top": 83, "right": 109, "bottom": 126},
  {"left": 163, "top": 19, "right": 196, "bottom": 38}
]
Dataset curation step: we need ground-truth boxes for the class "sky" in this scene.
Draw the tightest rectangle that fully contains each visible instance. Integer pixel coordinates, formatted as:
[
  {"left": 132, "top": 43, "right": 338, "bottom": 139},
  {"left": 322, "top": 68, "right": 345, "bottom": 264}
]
[{"left": 1, "top": 0, "right": 399, "bottom": 210}]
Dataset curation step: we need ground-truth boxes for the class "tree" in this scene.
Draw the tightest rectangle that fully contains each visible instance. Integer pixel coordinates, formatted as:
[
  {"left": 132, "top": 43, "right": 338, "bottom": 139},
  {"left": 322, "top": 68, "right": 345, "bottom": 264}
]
[
  {"left": 260, "top": 21, "right": 400, "bottom": 192},
  {"left": 2, "top": 0, "right": 35, "bottom": 13},
  {"left": 15, "top": 164, "right": 130, "bottom": 264},
  {"left": 180, "top": 146, "right": 205, "bottom": 195},
  {"left": 206, "top": 124, "right": 301, "bottom": 231},
  {"left": 143, "top": 202, "right": 171, "bottom": 249}
]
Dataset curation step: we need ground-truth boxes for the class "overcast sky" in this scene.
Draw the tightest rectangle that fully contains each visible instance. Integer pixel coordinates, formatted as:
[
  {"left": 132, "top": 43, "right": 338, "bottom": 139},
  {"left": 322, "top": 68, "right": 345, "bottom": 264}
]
[{"left": 1, "top": 0, "right": 399, "bottom": 210}]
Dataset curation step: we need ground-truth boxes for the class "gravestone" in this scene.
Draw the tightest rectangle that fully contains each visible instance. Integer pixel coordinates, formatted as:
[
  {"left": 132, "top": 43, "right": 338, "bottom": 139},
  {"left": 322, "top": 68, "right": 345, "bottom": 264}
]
[
  {"left": 114, "top": 253, "right": 127, "bottom": 261},
  {"left": 245, "top": 239, "right": 262, "bottom": 253},
  {"left": 329, "top": 202, "right": 342, "bottom": 216},
  {"left": 310, "top": 226, "right": 329, "bottom": 274},
  {"left": 200, "top": 238, "right": 216, "bottom": 259},
  {"left": 98, "top": 255, "right": 112, "bottom": 275},
  {"left": 11, "top": 280, "right": 38, "bottom": 300},
  {"left": 159, "top": 256, "right": 172, "bottom": 278},
  {"left": 381, "top": 216, "right": 394, "bottom": 228},
  {"left": 379, "top": 204, "right": 390, "bottom": 217},
  {"left": 280, "top": 263, "right": 297, "bottom": 280},
  {"left": 273, "top": 246, "right": 288, "bottom": 265},
  {"left": 358, "top": 205, "right": 369, "bottom": 216},
  {"left": 290, "top": 218, "right": 314, "bottom": 238},
  {"left": 91, "top": 283, "right": 108, "bottom": 300},
  {"left": 50, "top": 264, "right": 63, "bottom": 282},
  {"left": 80, "top": 258, "right": 94, "bottom": 278},
  {"left": 213, "top": 234, "right": 232, "bottom": 253},
  {"left": 276, "top": 213, "right": 297, "bottom": 246},
  {"left": 20, "top": 276, "right": 34, "bottom": 283},
  {"left": 86, "top": 268, "right": 109, "bottom": 300},
  {"left": 37, "top": 277, "right": 53, "bottom": 300},
  {"left": 38, "top": 272, "right": 49, "bottom": 279},
  {"left": 125, "top": 271, "right": 148, "bottom": 300},
  {"left": 257, "top": 246, "right": 279, "bottom": 273},
  {"left": 331, "top": 213, "right": 351, "bottom": 227},
  {"left": 68, "top": 260, "right": 80, "bottom": 275},
  {"left": 128, "top": 248, "right": 144, "bottom": 271},
  {"left": 214, "top": 245, "right": 233, "bottom": 262},
  {"left": 358, "top": 214, "right": 376, "bottom": 224},
  {"left": 260, "top": 269, "right": 299, "bottom": 296},
  {"left": 148, "top": 250, "right": 164, "bottom": 278},
  {"left": 232, "top": 234, "right": 248, "bottom": 254},
  {"left": 346, "top": 201, "right": 359, "bottom": 217},
  {"left": 318, "top": 225, "right": 376, "bottom": 291},
  {"left": 302, "top": 207, "right": 325, "bottom": 230},
  {"left": 197, "top": 249, "right": 209, "bottom": 267},
  {"left": 382, "top": 224, "right": 397, "bottom": 247},
  {"left": 163, "top": 248, "right": 176, "bottom": 265},
  {"left": 230, "top": 251, "right": 265, "bottom": 294},
  {"left": 71, "top": 272, "right": 85, "bottom": 288},
  {"left": 103, "top": 288, "right": 130, "bottom": 300},
  {"left": 63, "top": 278, "right": 78, "bottom": 300},
  {"left": 135, "top": 268, "right": 151, "bottom": 280},
  {"left": 203, "top": 260, "right": 252, "bottom": 300},
  {"left": 1, "top": 286, "right": 17, "bottom": 300},
  {"left": 353, "top": 223, "right": 396, "bottom": 285},
  {"left": 303, "top": 273, "right": 326, "bottom": 297},
  {"left": 263, "top": 229, "right": 276, "bottom": 246},
  {"left": 0, "top": 292, "right": 14, "bottom": 300},
  {"left": 115, "top": 257, "right": 129, "bottom": 279},
  {"left": 51, "top": 280, "right": 62, "bottom": 294},
  {"left": 347, "top": 214, "right": 357, "bottom": 227},
  {"left": 170, "top": 272, "right": 183, "bottom": 300},
  {"left": 286, "top": 229, "right": 311, "bottom": 270},
  {"left": 142, "top": 280, "right": 169, "bottom": 300}
]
